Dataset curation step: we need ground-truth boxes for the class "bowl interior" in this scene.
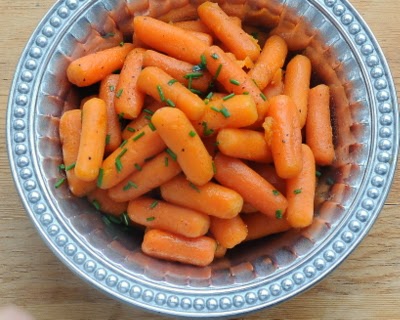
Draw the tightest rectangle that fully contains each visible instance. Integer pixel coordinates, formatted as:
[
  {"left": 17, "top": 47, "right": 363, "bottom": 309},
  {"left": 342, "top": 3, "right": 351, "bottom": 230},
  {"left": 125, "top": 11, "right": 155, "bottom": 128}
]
[{"left": 34, "top": 0, "right": 371, "bottom": 289}]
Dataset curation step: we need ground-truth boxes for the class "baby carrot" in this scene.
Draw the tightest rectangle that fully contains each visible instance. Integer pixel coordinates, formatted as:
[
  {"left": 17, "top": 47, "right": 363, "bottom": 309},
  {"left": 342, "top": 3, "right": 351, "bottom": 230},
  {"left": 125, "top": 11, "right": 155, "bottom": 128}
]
[
  {"left": 108, "top": 151, "right": 182, "bottom": 203},
  {"left": 99, "top": 74, "right": 122, "bottom": 154},
  {"left": 99, "top": 125, "right": 166, "bottom": 189},
  {"left": 251, "top": 163, "right": 286, "bottom": 195},
  {"left": 133, "top": 16, "right": 209, "bottom": 65},
  {"left": 142, "top": 50, "right": 213, "bottom": 92},
  {"left": 242, "top": 212, "right": 291, "bottom": 241},
  {"left": 192, "top": 95, "right": 258, "bottom": 137},
  {"left": 137, "top": 66, "right": 206, "bottom": 120},
  {"left": 142, "top": 229, "right": 216, "bottom": 267},
  {"left": 216, "top": 128, "right": 273, "bottom": 163},
  {"left": 67, "top": 43, "right": 134, "bottom": 87},
  {"left": 87, "top": 188, "right": 128, "bottom": 217},
  {"left": 198, "top": 2, "right": 260, "bottom": 62},
  {"left": 59, "top": 109, "right": 96, "bottom": 197},
  {"left": 214, "top": 153, "right": 288, "bottom": 219},
  {"left": 75, "top": 98, "right": 107, "bottom": 182},
  {"left": 174, "top": 19, "right": 212, "bottom": 34},
  {"left": 203, "top": 46, "right": 268, "bottom": 121},
  {"left": 160, "top": 175, "right": 243, "bottom": 219},
  {"left": 283, "top": 54, "right": 312, "bottom": 128},
  {"left": 152, "top": 107, "right": 214, "bottom": 186},
  {"left": 306, "top": 84, "right": 335, "bottom": 166},
  {"left": 285, "top": 144, "right": 316, "bottom": 228},
  {"left": 128, "top": 197, "right": 210, "bottom": 238},
  {"left": 265, "top": 95, "right": 303, "bottom": 179},
  {"left": 209, "top": 215, "right": 248, "bottom": 249},
  {"left": 114, "top": 48, "right": 146, "bottom": 119},
  {"left": 262, "top": 68, "right": 284, "bottom": 99}
]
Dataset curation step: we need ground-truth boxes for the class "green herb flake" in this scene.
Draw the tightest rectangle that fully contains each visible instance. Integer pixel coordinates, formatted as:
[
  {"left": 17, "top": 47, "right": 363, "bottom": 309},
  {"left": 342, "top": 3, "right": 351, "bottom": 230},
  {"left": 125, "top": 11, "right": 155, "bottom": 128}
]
[
  {"left": 146, "top": 216, "right": 156, "bottom": 222},
  {"left": 150, "top": 200, "right": 159, "bottom": 209},
  {"left": 97, "top": 168, "right": 104, "bottom": 187},
  {"left": 65, "top": 163, "right": 76, "bottom": 171},
  {"left": 148, "top": 122, "right": 156, "bottom": 131},
  {"left": 214, "top": 64, "right": 223, "bottom": 80},
  {"left": 200, "top": 54, "right": 207, "bottom": 68},
  {"left": 189, "top": 182, "right": 201, "bottom": 193},
  {"left": 272, "top": 189, "right": 280, "bottom": 196},
  {"left": 119, "top": 41, "right": 125, "bottom": 47},
  {"left": 92, "top": 200, "right": 101, "bottom": 211},
  {"left": 54, "top": 177, "right": 66, "bottom": 189},
  {"left": 184, "top": 72, "right": 204, "bottom": 79},
  {"left": 212, "top": 161, "right": 217, "bottom": 174},
  {"left": 213, "top": 141, "right": 220, "bottom": 146},
  {"left": 260, "top": 92, "right": 267, "bottom": 101},
  {"left": 275, "top": 209, "right": 283, "bottom": 219},
  {"left": 134, "top": 163, "right": 142, "bottom": 171},
  {"left": 168, "top": 79, "right": 178, "bottom": 86},
  {"left": 109, "top": 85, "right": 115, "bottom": 92},
  {"left": 250, "top": 31, "right": 259, "bottom": 40},
  {"left": 58, "top": 164, "right": 66, "bottom": 171},
  {"left": 105, "top": 134, "right": 111, "bottom": 145},
  {"left": 201, "top": 121, "right": 214, "bottom": 137},
  {"left": 206, "top": 92, "right": 214, "bottom": 100},
  {"left": 120, "top": 139, "right": 128, "bottom": 148},
  {"left": 126, "top": 127, "right": 136, "bottom": 133},
  {"left": 118, "top": 113, "right": 125, "bottom": 121},
  {"left": 211, "top": 106, "right": 220, "bottom": 113},
  {"left": 143, "top": 108, "right": 154, "bottom": 115},
  {"left": 123, "top": 181, "right": 138, "bottom": 191},
  {"left": 132, "top": 131, "right": 145, "bottom": 141},
  {"left": 222, "top": 93, "right": 235, "bottom": 101},
  {"left": 164, "top": 157, "right": 169, "bottom": 167},
  {"left": 220, "top": 106, "right": 231, "bottom": 118},
  {"left": 316, "top": 170, "right": 322, "bottom": 177},
  {"left": 211, "top": 53, "right": 219, "bottom": 60},
  {"left": 243, "top": 91, "right": 250, "bottom": 95},
  {"left": 229, "top": 79, "right": 240, "bottom": 86},
  {"left": 189, "top": 130, "right": 197, "bottom": 137},
  {"left": 189, "top": 88, "right": 202, "bottom": 95},
  {"left": 294, "top": 189, "right": 302, "bottom": 195},
  {"left": 116, "top": 88, "right": 123, "bottom": 98},
  {"left": 102, "top": 32, "right": 115, "bottom": 39},
  {"left": 144, "top": 115, "right": 152, "bottom": 121},
  {"left": 157, "top": 84, "right": 165, "bottom": 102},
  {"left": 327, "top": 177, "right": 335, "bottom": 185},
  {"left": 108, "top": 215, "right": 122, "bottom": 224},
  {"left": 115, "top": 157, "right": 123, "bottom": 173},
  {"left": 166, "top": 148, "right": 177, "bottom": 161},
  {"left": 121, "top": 212, "right": 130, "bottom": 226},
  {"left": 102, "top": 215, "right": 111, "bottom": 226},
  {"left": 166, "top": 99, "right": 176, "bottom": 107}
]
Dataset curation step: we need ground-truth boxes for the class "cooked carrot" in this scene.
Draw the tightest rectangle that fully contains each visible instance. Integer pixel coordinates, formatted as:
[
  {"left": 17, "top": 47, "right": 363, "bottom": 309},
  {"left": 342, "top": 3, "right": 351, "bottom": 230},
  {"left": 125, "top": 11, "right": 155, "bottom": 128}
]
[
  {"left": 216, "top": 128, "right": 273, "bottom": 163},
  {"left": 160, "top": 175, "right": 243, "bottom": 219},
  {"left": 87, "top": 188, "right": 128, "bottom": 217},
  {"left": 192, "top": 95, "right": 258, "bottom": 137},
  {"left": 142, "top": 50, "right": 213, "bottom": 92},
  {"left": 248, "top": 35, "right": 287, "bottom": 90},
  {"left": 264, "top": 95, "right": 303, "bottom": 179},
  {"left": 306, "top": 84, "right": 335, "bottom": 166},
  {"left": 121, "top": 100, "right": 163, "bottom": 140},
  {"left": 99, "top": 74, "right": 122, "bottom": 154},
  {"left": 142, "top": 229, "right": 216, "bottom": 267},
  {"left": 127, "top": 197, "right": 210, "bottom": 238},
  {"left": 251, "top": 163, "right": 286, "bottom": 195},
  {"left": 209, "top": 215, "right": 248, "bottom": 249},
  {"left": 59, "top": 109, "right": 97, "bottom": 197},
  {"left": 283, "top": 54, "right": 312, "bottom": 128},
  {"left": 242, "top": 212, "right": 291, "bottom": 241},
  {"left": 137, "top": 66, "right": 206, "bottom": 120},
  {"left": 203, "top": 46, "right": 268, "bottom": 121},
  {"left": 75, "top": 98, "right": 107, "bottom": 182},
  {"left": 67, "top": 43, "right": 134, "bottom": 87},
  {"left": 174, "top": 19, "right": 212, "bottom": 34},
  {"left": 108, "top": 151, "right": 182, "bottom": 202},
  {"left": 214, "top": 153, "right": 288, "bottom": 218},
  {"left": 198, "top": 2, "right": 260, "bottom": 62},
  {"left": 114, "top": 48, "right": 146, "bottom": 119},
  {"left": 263, "top": 68, "right": 284, "bottom": 99},
  {"left": 79, "top": 95, "right": 98, "bottom": 109},
  {"left": 133, "top": 16, "right": 209, "bottom": 65},
  {"left": 99, "top": 125, "right": 166, "bottom": 189},
  {"left": 285, "top": 144, "right": 316, "bottom": 228},
  {"left": 152, "top": 107, "right": 214, "bottom": 186}
]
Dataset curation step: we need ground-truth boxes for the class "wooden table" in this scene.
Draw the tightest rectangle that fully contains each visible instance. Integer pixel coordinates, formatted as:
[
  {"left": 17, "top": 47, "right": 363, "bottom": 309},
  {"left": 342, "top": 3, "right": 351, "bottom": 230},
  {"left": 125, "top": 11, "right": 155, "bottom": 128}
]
[{"left": 1, "top": 1, "right": 399, "bottom": 319}]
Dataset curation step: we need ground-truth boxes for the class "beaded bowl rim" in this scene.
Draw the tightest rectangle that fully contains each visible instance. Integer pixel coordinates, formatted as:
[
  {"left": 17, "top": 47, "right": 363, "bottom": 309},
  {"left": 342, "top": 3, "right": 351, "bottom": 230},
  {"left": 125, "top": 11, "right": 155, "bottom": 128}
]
[{"left": 6, "top": 0, "right": 399, "bottom": 318}]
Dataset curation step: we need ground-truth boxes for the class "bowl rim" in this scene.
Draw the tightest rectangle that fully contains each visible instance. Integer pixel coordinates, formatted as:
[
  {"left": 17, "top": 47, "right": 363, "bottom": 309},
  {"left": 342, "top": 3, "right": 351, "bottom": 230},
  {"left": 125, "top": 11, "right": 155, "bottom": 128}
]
[{"left": 6, "top": 0, "right": 399, "bottom": 318}]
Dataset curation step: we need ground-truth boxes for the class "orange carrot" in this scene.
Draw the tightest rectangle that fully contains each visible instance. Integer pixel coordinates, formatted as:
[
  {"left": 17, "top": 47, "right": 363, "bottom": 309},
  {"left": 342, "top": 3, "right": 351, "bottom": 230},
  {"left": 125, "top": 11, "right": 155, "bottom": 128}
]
[
  {"left": 160, "top": 175, "right": 243, "bottom": 219},
  {"left": 242, "top": 212, "right": 291, "bottom": 241},
  {"left": 251, "top": 163, "right": 286, "bottom": 195},
  {"left": 264, "top": 95, "right": 303, "bottom": 179},
  {"left": 209, "top": 215, "right": 248, "bottom": 249},
  {"left": 114, "top": 48, "right": 146, "bottom": 119},
  {"left": 127, "top": 197, "right": 210, "bottom": 238},
  {"left": 121, "top": 100, "right": 163, "bottom": 140},
  {"left": 142, "top": 229, "right": 216, "bottom": 267},
  {"left": 214, "top": 153, "right": 288, "bottom": 219},
  {"left": 203, "top": 46, "right": 268, "bottom": 121},
  {"left": 108, "top": 151, "right": 182, "bottom": 202},
  {"left": 306, "top": 84, "right": 335, "bottom": 166},
  {"left": 152, "top": 107, "right": 214, "bottom": 186},
  {"left": 79, "top": 95, "right": 98, "bottom": 109},
  {"left": 285, "top": 144, "right": 316, "bottom": 228},
  {"left": 248, "top": 35, "right": 288, "bottom": 90},
  {"left": 142, "top": 50, "right": 213, "bottom": 92},
  {"left": 216, "top": 128, "right": 273, "bottom": 163},
  {"left": 87, "top": 188, "right": 128, "bottom": 217},
  {"left": 133, "top": 16, "right": 209, "bottom": 65},
  {"left": 67, "top": 43, "right": 134, "bottom": 87},
  {"left": 174, "top": 19, "right": 212, "bottom": 34},
  {"left": 99, "top": 125, "right": 166, "bottom": 189},
  {"left": 137, "top": 66, "right": 206, "bottom": 120},
  {"left": 263, "top": 68, "right": 284, "bottom": 99},
  {"left": 192, "top": 95, "right": 258, "bottom": 137},
  {"left": 283, "top": 54, "right": 312, "bottom": 128},
  {"left": 99, "top": 75, "right": 122, "bottom": 154},
  {"left": 75, "top": 98, "right": 107, "bottom": 182},
  {"left": 59, "top": 109, "right": 97, "bottom": 197},
  {"left": 198, "top": 2, "right": 260, "bottom": 62}
]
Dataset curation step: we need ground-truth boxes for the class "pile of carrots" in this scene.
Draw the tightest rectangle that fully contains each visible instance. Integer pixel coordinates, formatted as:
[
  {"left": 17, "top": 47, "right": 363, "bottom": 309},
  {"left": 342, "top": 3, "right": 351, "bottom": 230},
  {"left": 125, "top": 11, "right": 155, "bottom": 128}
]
[{"left": 58, "top": 1, "right": 334, "bottom": 267}]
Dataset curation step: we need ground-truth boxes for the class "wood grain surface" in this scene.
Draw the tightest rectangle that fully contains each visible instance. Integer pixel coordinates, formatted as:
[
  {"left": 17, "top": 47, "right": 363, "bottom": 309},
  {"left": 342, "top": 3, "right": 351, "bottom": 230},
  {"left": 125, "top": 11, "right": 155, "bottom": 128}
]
[{"left": 0, "top": 1, "right": 399, "bottom": 319}]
